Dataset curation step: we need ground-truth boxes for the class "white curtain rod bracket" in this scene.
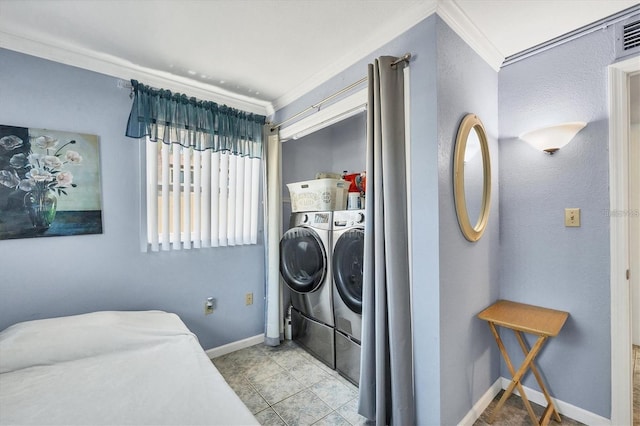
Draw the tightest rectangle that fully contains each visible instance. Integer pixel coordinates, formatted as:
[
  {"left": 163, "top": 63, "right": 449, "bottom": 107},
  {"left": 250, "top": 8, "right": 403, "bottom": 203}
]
[{"left": 117, "top": 79, "right": 134, "bottom": 98}]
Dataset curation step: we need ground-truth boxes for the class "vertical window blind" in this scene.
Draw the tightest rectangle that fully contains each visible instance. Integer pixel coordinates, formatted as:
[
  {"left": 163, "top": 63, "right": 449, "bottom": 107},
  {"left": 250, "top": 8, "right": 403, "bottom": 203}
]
[
  {"left": 125, "top": 80, "right": 265, "bottom": 251},
  {"left": 146, "top": 140, "right": 261, "bottom": 250}
]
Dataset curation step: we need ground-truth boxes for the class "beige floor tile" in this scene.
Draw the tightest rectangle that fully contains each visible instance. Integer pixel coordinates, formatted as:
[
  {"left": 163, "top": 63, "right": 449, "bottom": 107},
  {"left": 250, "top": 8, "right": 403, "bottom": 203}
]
[
  {"left": 312, "top": 411, "right": 351, "bottom": 426},
  {"left": 473, "top": 390, "right": 585, "bottom": 426},
  {"left": 254, "top": 408, "right": 286, "bottom": 426},
  {"left": 230, "top": 379, "right": 270, "bottom": 414},
  {"left": 244, "top": 358, "right": 287, "bottom": 383},
  {"left": 272, "top": 389, "right": 333, "bottom": 426},
  {"left": 335, "top": 398, "right": 370, "bottom": 425},
  {"left": 288, "top": 360, "right": 331, "bottom": 386},
  {"left": 251, "top": 370, "right": 306, "bottom": 405},
  {"left": 310, "top": 377, "right": 358, "bottom": 410}
]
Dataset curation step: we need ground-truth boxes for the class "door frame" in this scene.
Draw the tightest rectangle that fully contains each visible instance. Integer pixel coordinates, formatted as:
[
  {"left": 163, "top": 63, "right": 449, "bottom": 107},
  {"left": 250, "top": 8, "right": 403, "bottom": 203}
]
[{"left": 608, "top": 54, "right": 639, "bottom": 425}]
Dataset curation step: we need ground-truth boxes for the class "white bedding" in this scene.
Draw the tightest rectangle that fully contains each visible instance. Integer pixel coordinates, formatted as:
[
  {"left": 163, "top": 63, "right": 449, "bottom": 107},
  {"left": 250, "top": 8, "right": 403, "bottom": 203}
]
[{"left": 0, "top": 311, "right": 258, "bottom": 426}]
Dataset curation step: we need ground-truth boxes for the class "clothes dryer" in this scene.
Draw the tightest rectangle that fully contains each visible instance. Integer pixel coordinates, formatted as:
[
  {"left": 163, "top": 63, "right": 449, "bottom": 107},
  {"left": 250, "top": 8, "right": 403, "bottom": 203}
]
[
  {"left": 280, "top": 211, "right": 335, "bottom": 368},
  {"left": 332, "top": 209, "right": 365, "bottom": 385}
]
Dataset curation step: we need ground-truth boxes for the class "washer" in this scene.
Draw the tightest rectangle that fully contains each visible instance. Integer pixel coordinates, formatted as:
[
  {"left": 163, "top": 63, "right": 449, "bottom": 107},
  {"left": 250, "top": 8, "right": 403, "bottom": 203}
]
[
  {"left": 280, "top": 211, "right": 335, "bottom": 368},
  {"left": 332, "top": 209, "right": 365, "bottom": 385}
]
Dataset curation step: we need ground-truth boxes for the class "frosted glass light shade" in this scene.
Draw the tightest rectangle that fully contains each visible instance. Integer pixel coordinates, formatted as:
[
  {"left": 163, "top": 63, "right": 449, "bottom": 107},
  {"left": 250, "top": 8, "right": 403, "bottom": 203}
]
[{"left": 520, "top": 121, "right": 587, "bottom": 154}]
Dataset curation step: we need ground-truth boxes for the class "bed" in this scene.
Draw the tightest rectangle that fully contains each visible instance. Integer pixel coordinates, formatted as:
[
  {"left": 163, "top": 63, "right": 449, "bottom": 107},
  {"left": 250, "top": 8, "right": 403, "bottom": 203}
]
[{"left": 0, "top": 310, "right": 259, "bottom": 425}]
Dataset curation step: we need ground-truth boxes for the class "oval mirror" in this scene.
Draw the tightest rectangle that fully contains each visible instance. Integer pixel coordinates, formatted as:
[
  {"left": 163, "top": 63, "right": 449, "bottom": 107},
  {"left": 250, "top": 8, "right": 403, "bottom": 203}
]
[{"left": 453, "top": 114, "right": 491, "bottom": 242}]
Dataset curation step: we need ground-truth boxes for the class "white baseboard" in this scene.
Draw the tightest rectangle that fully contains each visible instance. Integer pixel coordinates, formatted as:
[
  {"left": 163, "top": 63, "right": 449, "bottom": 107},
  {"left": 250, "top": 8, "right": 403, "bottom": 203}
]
[
  {"left": 458, "top": 378, "right": 503, "bottom": 426},
  {"left": 205, "top": 333, "right": 264, "bottom": 359},
  {"left": 498, "top": 378, "right": 611, "bottom": 426},
  {"left": 460, "top": 377, "right": 611, "bottom": 426}
]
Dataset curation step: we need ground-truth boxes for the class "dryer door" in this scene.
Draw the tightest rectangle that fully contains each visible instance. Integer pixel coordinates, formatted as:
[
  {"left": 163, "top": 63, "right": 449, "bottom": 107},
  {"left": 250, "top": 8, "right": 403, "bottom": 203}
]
[
  {"left": 333, "top": 228, "right": 364, "bottom": 314},
  {"left": 280, "top": 227, "right": 327, "bottom": 293}
]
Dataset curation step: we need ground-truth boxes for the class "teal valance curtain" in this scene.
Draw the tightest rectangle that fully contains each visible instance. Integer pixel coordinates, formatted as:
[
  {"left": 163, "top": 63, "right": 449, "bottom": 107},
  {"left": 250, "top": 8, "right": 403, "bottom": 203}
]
[{"left": 125, "top": 80, "right": 266, "bottom": 158}]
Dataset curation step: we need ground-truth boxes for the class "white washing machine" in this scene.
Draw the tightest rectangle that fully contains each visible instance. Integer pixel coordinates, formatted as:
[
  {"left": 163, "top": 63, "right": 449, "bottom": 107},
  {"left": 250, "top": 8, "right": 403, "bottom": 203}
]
[
  {"left": 332, "top": 209, "right": 365, "bottom": 385},
  {"left": 280, "top": 211, "right": 335, "bottom": 368}
]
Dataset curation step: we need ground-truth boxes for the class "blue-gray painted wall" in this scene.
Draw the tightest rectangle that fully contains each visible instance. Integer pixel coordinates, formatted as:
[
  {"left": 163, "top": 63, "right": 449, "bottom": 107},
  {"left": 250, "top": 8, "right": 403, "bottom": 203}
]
[
  {"left": 436, "top": 20, "right": 500, "bottom": 425},
  {"left": 0, "top": 48, "right": 266, "bottom": 350},
  {"left": 499, "top": 25, "right": 623, "bottom": 418}
]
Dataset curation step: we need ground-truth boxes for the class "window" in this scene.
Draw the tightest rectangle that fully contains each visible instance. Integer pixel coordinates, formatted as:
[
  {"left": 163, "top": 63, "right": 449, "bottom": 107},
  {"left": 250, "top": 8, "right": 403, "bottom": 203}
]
[
  {"left": 125, "top": 80, "right": 265, "bottom": 252},
  {"left": 145, "top": 138, "right": 260, "bottom": 251}
]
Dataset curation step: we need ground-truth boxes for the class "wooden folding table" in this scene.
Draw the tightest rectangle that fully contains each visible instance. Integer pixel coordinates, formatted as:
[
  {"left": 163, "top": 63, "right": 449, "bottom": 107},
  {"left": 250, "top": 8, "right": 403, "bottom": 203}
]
[{"left": 478, "top": 300, "right": 569, "bottom": 426}]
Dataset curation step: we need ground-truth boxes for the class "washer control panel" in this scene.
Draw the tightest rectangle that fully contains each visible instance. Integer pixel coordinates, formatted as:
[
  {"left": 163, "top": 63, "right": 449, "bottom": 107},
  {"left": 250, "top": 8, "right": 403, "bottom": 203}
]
[{"left": 333, "top": 209, "right": 365, "bottom": 228}]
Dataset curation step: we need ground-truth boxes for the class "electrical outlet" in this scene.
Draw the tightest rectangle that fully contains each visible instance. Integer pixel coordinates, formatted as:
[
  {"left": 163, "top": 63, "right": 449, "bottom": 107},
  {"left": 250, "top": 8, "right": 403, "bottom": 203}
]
[
  {"left": 565, "top": 208, "right": 580, "bottom": 227},
  {"left": 245, "top": 293, "right": 253, "bottom": 306},
  {"left": 205, "top": 297, "right": 215, "bottom": 315}
]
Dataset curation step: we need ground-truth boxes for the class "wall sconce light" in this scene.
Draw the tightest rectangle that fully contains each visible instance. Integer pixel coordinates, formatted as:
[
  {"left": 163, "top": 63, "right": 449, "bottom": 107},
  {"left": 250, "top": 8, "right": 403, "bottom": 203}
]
[{"left": 519, "top": 121, "right": 587, "bottom": 154}]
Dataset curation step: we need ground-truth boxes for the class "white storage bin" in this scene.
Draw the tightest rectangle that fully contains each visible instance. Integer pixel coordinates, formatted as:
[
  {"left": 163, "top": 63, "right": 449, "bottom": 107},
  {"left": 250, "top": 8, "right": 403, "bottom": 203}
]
[{"left": 287, "top": 178, "right": 348, "bottom": 212}]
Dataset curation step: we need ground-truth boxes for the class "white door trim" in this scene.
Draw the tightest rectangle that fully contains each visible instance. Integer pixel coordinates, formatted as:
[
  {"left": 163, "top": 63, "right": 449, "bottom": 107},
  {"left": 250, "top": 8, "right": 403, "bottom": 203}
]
[{"left": 608, "top": 55, "right": 639, "bottom": 426}]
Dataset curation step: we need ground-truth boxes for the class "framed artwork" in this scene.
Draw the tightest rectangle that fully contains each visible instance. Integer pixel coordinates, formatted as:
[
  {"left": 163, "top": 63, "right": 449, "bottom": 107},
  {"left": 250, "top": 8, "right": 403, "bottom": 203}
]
[{"left": 0, "top": 125, "right": 103, "bottom": 240}]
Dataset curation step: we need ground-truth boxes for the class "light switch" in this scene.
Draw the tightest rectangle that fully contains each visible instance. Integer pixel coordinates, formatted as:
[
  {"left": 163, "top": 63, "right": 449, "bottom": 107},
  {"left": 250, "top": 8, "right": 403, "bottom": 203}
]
[{"left": 565, "top": 208, "right": 580, "bottom": 227}]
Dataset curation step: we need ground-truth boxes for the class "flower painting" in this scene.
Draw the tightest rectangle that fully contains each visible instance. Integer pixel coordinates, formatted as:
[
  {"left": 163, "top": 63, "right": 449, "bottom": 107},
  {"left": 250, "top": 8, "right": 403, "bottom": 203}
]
[{"left": 0, "top": 125, "right": 103, "bottom": 240}]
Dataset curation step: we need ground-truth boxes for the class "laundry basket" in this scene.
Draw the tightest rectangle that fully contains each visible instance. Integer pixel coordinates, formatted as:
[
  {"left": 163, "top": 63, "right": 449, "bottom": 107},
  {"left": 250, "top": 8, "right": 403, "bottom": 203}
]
[{"left": 287, "top": 178, "right": 348, "bottom": 212}]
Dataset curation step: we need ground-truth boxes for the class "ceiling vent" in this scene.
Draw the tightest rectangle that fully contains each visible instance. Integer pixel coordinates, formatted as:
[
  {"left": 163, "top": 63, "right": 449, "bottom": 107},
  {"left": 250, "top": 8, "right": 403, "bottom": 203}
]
[{"left": 616, "top": 15, "right": 640, "bottom": 59}]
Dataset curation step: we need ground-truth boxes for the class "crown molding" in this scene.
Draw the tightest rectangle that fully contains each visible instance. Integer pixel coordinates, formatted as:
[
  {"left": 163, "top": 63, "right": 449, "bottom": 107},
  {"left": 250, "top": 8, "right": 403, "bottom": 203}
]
[
  {"left": 273, "top": 0, "right": 504, "bottom": 111},
  {"left": 437, "top": 0, "right": 504, "bottom": 72},
  {"left": 0, "top": 30, "right": 272, "bottom": 116},
  {"left": 271, "top": 1, "right": 439, "bottom": 111}
]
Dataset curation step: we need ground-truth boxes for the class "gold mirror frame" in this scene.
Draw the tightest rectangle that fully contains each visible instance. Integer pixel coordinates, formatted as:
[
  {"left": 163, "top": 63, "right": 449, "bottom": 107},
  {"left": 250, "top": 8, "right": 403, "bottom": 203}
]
[{"left": 453, "top": 114, "right": 491, "bottom": 242}]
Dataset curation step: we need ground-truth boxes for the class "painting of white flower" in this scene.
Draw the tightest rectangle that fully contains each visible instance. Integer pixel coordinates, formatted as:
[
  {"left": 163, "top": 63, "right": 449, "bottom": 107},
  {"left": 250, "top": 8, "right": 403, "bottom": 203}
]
[{"left": 0, "top": 124, "right": 102, "bottom": 240}]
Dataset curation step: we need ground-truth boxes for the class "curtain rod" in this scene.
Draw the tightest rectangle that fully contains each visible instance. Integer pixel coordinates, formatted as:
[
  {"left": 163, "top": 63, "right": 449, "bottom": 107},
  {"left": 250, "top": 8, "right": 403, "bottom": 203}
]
[
  {"left": 270, "top": 53, "right": 411, "bottom": 131},
  {"left": 270, "top": 77, "right": 366, "bottom": 131}
]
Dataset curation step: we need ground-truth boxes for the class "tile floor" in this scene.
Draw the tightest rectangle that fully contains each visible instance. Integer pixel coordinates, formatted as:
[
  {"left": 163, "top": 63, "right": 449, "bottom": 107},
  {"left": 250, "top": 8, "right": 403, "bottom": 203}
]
[
  {"left": 473, "top": 390, "right": 584, "bottom": 426},
  {"left": 212, "top": 340, "right": 369, "bottom": 425},
  {"left": 214, "top": 340, "right": 640, "bottom": 425}
]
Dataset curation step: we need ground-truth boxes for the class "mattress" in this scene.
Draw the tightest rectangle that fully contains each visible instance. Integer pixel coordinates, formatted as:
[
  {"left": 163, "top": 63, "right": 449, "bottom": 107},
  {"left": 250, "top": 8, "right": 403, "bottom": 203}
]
[{"left": 0, "top": 310, "right": 258, "bottom": 425}]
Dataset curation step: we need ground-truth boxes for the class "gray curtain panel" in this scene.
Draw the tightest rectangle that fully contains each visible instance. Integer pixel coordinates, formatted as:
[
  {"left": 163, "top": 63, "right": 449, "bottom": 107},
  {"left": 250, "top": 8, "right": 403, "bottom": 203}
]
[{"left": 358, "top": 56, "right": 415, "bottom": 425}]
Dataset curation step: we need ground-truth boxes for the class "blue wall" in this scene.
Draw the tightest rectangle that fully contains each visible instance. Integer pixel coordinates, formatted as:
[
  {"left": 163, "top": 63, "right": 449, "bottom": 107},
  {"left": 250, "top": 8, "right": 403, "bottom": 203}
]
[
  {"left": 0, "top": 48, "right": 265, "bottom": 350},
  {"left": 436, "top": 19, "right": 500, "bottom": 425},
  {"left": 498, "top": 26, "right": 621, "bottom": 417}
]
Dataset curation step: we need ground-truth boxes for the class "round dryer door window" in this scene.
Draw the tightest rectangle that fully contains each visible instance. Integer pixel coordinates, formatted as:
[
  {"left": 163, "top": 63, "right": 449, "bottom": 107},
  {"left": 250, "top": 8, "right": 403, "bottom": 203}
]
[
  {"left": 280, "top": 227, "right": 327, "bottom": 293},
  {"left": 333, "top": 228, "right": 364, "bottom": 314}
]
